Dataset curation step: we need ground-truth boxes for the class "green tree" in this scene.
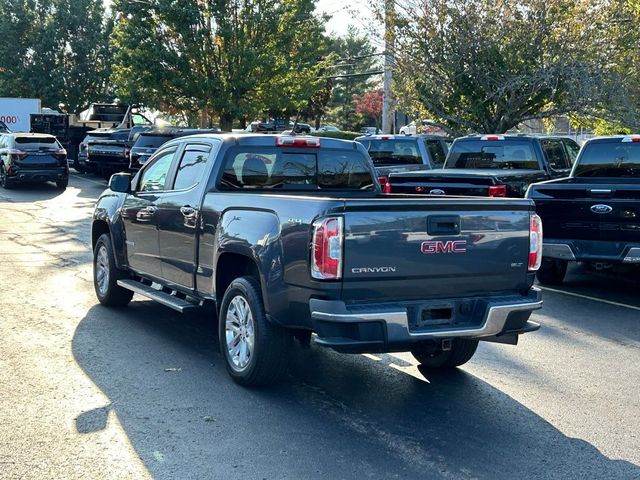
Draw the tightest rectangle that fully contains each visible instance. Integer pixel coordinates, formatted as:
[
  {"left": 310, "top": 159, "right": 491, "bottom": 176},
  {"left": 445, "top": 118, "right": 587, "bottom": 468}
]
[
  {"left": 325, "top": 27, "right": 379, "bottom": 130},
  {"left": 394, "top": 0, "right": 615, "bottom": 135},
  {"left": 110, "top": 0, "right": 329, "bottom": 130},
  {"left": 0, "top": 0, "right": 112, "bottom": 113}
]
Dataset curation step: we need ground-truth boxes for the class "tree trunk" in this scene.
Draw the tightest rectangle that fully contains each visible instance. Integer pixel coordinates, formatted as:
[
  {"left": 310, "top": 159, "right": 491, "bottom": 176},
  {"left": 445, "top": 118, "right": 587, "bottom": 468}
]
[
  {"left": 315, "top": 115, "right": 321, "bottom": 130},
  {"left": 220, "top": 112, "right": 234, "bottom": 132}
]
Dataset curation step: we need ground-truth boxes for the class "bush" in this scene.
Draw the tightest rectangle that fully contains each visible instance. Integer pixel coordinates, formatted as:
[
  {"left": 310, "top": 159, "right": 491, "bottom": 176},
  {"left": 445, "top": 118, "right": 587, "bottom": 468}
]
[{"left": 310, "top": 131, "right": 362, "bottom": 140}]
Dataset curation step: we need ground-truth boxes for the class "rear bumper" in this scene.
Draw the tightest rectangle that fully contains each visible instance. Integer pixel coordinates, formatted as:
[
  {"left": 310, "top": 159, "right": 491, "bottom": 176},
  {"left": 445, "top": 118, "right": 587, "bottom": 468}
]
[
  {"left": 544, "top": 240, "right": 640, "bottom": 264},
  {"left": 309, "top": 288, "right": 542, "bottom": 352},
  {"left": 8, "top": 167, "right": 68, "bottom": 183}
]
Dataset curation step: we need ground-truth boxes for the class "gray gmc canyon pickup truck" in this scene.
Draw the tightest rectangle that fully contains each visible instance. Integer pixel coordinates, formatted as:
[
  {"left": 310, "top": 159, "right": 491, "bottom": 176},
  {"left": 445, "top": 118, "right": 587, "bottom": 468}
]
[{"left": 92, "top": 134, "right": 543, "bottom": 386}]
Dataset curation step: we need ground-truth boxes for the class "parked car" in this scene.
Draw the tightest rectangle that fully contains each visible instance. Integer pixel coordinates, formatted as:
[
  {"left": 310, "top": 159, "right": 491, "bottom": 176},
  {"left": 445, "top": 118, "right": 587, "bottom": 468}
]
[
  {"left": 91, "top": 133, "right": 542, "bottom": 386},
  {"left": 129, "top": 128, "right": 220, "bottom": 172},
  {"left": 74, "top": 129, "right": 118, "bottom": 173},
  {"left": 355, "top": 134, "right": 451, "bottom": 188},
  {"left": 527, "top": 135, "right": 640, "bottom": 285},
  {"left": 0, "top": 133, "right": 69, "bottom": 190},
  {"left": 318, "top": 125, "right": 340, "bottom": 132},
  {"left": 86, "top": 126, "right": 151, "bottom": 177},
  {"left": 360, "top": 126, "right": 380, "bottom": 135},
  {"left": 386, "top": 134, "right": 580, "bottom": 197}
]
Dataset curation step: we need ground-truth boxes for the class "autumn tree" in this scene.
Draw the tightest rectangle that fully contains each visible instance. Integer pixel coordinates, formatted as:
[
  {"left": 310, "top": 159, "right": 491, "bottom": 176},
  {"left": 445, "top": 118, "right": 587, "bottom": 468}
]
[
  {"left": 394, "top": 0, "right": 614, "bottom": 135},
  {"left": 354, "top": 89, "right": 383, "bottom": 129}
]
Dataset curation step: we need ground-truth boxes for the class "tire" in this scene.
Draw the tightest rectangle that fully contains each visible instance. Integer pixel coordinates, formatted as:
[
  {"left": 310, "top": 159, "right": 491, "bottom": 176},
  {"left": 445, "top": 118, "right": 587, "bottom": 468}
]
[
  {"left": 93, "top": 233, "right": 133, "bottom": 307},
  {"left": 0, "top": 164, "right": 13, "bottom": 189},
  {"left": 536, "top": 258, "right": 568, "bottom": 285},
  {"left": 218, "top": 276, "right": 291, "bottom": 387},
  {"left": 56, "top": 177, "right": 69, "bottom": 190},
  {"left": 412, "top": 338, "right": 479, "bottom": 369}
]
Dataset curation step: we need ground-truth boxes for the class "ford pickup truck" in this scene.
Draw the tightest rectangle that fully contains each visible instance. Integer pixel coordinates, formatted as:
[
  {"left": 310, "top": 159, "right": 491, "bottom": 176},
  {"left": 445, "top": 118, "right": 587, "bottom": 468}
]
[
  {"left": 86, "top": 126, "right": 150, "bottom": 177},
  {"left": 386, "top": 134, "right": 580, "bottom": 197},
  {"left": 92, "top": 134, "right": 543, "bottom": 386},
  {"left": 527, "top": 135, "right": 640, "bottom": 284}
]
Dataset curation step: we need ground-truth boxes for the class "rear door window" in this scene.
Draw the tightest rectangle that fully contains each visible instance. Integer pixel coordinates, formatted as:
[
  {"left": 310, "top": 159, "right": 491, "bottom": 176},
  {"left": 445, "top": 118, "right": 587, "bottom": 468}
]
[
  {"left": 541, "top": 139, "right": 571, "bottom": 171},
  {"left": 172, "top": 144, "right": 211, "bottom": 190},
  {"left": 357, "top": 139, "right": 423, "bottom": 166},
  {"left": 220, "top": 148, "right": 374, "bottom": 190},
  {"left": 15, "top": 136, "right": 60, "bottom": 151},
  {"left": 446, "top": 140, "right": 539, "bottom": 169},
  {"left": 425, "top": 139, "right": 446, "bottom": 168},
  {"left": 574, "top": 141, "right": 640, "bottom": 178}
]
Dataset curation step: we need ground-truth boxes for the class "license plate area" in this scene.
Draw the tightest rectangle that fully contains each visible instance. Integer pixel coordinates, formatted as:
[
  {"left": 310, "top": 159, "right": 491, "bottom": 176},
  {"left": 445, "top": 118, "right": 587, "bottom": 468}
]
[{"left": 408, "top": 299, "right": 486, "bottom": 333}]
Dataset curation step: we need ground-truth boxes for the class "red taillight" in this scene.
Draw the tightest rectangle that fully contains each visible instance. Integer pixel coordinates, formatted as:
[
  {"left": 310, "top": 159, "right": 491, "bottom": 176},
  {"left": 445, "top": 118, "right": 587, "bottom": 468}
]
[
  {"left": 311, "top": 217, "right": 343, "bottom": 280},
  {"left": 488, "top": 184, "right": 507, "bottom": 197},
  {"left": 481, "top": 135, "right": 504, "bottom": 141},
  {"left": 529, "top": 214, "right": 543, "bottom": 271},
  {"left": 383, "top": 182, "right": 392, "bottom": 193},
  {"left": 378, "top": 175, "right": 388, "bottom": 187},
  {"left": 53, "top": 148, "right": 67, "bottom": 160},
  {"left": 622, "top": 136, "right": 640, "bottom": 143},
  {"left": 276, "top": 136, "right": 320, "bottom": 148},
  {"left": 7, "top": 149, "right": 27, "bottom": 160}
]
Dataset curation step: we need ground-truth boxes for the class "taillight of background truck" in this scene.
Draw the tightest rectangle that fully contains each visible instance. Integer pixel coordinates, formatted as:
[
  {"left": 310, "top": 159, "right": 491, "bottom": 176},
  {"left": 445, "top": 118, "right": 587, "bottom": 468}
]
[
  {"left": 7, "top": 149, "right": 27, "bottom": 161},
  {"left": 311, "top": 217, "right": 343, "bottom": 280},
  {"left": 488, "top": 184, "right": 507, "bottom": 197},
  {"left": 529, "top": 214, "right": 543, "bottom": 271}
]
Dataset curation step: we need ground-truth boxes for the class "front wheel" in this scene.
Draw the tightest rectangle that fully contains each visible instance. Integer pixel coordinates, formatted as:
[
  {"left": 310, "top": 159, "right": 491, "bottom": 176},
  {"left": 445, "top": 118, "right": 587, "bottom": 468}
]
[
  {"left": 412, "top": 338, "right": 479, "bottom": 369},
  {"left": 536, "top": 258, "right": 568, "bottom": 285},
  {"left": 218, "top": 276, "right": 291, "bottom": 387},
  {"left": 0, "top": 164, "right": 13, "bottom": 189},
  {"left": 56, "top": 177, "right": 68, "bottom": 190},
  {"left": 93, "top": 233, "right": 133, "bottom": 307}
]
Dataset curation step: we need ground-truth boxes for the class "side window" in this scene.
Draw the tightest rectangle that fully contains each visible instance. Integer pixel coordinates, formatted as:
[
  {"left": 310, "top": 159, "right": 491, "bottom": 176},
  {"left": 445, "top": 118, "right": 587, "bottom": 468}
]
[
  {"left": 563, "top": 140, "right": 580, "bottom": 164},
  {"left": 425, "top": 140, "right": 446, "bottom": 168},
  {"left": 173, "top": 144, "right": 211, "bottom": 190},
  {"left": 138, "top": 148, "right": 177, "bottom": 192},
  {"left": 541, "top": 140, "right": 570, "bottom": 171}
]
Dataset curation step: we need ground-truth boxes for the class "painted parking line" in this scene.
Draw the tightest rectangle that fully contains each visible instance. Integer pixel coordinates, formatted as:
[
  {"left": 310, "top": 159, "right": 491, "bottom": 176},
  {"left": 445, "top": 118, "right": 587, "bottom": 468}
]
[{"left": 539, "top": 285, "right": 640, "bottom": 312}]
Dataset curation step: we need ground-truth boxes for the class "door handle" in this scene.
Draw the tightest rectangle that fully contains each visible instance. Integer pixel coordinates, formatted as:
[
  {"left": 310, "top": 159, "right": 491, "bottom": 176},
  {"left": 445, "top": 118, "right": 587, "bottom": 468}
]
[
  {"left": 180, "top": 206, "right": 196, "bottom": 217},
  {"left": 144, "top": 205, "right": 158, "bottom": 214}
]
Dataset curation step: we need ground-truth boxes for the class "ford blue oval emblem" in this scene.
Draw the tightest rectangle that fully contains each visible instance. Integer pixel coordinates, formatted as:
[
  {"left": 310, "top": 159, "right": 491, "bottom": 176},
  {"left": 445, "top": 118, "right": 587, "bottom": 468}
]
[
  {"left": 430, "top": 189, "right": 445, "bottom": 195},
  {"left": 590, "top": 204, "right": 613, "bottom": 214}
]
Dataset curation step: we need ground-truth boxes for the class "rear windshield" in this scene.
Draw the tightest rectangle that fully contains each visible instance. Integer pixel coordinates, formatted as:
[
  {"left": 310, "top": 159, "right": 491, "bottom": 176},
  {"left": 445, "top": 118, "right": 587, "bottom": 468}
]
[
  {"left": 574, "top": 141, "right": 640, "bottom": 178},
  {"left": 134, "top": 134, "right": 173, "bottom": 149},
  {"left": 357, "top": 138, "right": 423, "bottom": 166},
  {"left": 15, "top": 136, "right": 60, "bottom": 150},
  {"left": 446, "top": 140, "right": 539, "bottom": 169},
  {"left": 219, "top": 147, "right": 374, "bottom": 191}
]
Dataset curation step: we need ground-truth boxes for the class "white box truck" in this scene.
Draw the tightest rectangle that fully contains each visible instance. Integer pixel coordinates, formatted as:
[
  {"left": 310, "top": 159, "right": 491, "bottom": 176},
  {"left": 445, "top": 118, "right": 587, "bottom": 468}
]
[{"left": 0, "top": 98, "right": 41, "bottom": 132}]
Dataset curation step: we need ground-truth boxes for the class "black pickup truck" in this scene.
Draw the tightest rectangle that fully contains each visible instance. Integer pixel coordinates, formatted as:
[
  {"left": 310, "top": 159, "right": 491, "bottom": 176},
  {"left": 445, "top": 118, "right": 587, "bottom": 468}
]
[
  {"left": 386, "top": 135, "right": 580, "bottom": 197},
  {"left": 86, "top": 126, "right": 150, "bottom": 177},
  {"left": 527, "top": 135, "right": 640, "bottom": 284},
  {"left": 91, "top": 134, "right": 543, "bottom": 386}
]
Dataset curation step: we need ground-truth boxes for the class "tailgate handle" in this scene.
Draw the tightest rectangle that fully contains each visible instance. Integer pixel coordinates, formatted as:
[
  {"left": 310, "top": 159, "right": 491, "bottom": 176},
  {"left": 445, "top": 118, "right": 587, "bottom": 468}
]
[{"left": 428, "top": 215, "right": 461, "bottom": 235}]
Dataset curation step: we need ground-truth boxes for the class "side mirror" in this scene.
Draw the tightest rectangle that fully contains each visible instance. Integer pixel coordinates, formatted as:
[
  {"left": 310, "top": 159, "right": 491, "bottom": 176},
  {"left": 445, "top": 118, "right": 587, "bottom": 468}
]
[{"left": 109, "top": 172, "right": 131, "bottom": 193}]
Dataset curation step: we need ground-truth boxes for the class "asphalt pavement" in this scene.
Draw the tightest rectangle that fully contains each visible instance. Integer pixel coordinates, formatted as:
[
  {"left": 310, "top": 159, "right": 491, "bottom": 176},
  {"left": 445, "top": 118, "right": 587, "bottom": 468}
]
[{"left": 0, "top": 173, "right": 638, "bottom": 479}]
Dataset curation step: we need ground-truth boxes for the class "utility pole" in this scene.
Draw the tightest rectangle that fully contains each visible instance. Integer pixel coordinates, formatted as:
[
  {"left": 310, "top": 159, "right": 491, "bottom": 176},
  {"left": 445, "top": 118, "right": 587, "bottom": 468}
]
[{"left": 382, "top": 0, "right": 395, "bottom": 134}]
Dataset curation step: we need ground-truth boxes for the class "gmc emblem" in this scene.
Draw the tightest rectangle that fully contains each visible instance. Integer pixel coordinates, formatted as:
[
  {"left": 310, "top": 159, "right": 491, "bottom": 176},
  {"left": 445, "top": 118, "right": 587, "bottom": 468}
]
[{"left": 421, "top": 240, "right": 467, "bottom": 254}]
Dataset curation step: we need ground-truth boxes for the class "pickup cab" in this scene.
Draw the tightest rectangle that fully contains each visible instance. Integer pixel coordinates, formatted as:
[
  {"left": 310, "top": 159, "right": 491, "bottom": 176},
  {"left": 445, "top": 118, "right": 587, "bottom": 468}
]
[
  {"left": 527, "top": 135, "right": 640, "bottom": 284},
  {"left": 91, "top": 134, "right": 543, "bottom": 386},
  {"left": 386, "top": 134, "right": 580, "bottom": 197},
  {"left": 355, "top": 134, "right": 451, "bottom": 189}
]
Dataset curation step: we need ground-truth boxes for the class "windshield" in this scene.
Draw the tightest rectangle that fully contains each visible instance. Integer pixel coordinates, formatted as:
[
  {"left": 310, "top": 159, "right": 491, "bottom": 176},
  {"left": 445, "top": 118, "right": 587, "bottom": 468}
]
[
  {"left": 574, "top": 141, "right": 640, "bottom": 178},
  {"left": 134, "top": 134, "right": 174, "bottom": 149},
  {"left": 220, "top": 147, "right": 374, "bottom": 191},
  {"left": 358, "top": 138, "right": 423, "bottom": 166},
  {"left": 15, "top": 136, "right": 60, "bottom": 151},
  {"left": 446, "top": 140, "right": 539, "bottom": 169}
]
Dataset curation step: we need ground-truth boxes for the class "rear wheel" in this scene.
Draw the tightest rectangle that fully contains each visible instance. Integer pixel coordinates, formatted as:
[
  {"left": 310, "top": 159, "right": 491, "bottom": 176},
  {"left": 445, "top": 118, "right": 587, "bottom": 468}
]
[
  {"left": 412, "top": 338, "right": 479, "bottom": 369},
  {"left": 536, "top": 258, "right": 568, "bottom": 285},
  {"left": 93, "top": 233, "right": 133, "bottom": 307},
  {"left": 0, "top": 164, "right": 13, "bottom": 189},
  {"left": 218, "top": 276, "right": 291, "bottom": 387}
]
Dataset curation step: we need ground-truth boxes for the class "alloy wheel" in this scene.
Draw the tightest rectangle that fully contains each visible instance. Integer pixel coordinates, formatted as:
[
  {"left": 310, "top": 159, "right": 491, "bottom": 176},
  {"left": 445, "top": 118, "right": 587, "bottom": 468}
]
[
  {"left": 95, "top": 245, "right": 110, "bottom": 296},
  {"left": 225, "top": 295, "right": 255, "bottom": 371}
]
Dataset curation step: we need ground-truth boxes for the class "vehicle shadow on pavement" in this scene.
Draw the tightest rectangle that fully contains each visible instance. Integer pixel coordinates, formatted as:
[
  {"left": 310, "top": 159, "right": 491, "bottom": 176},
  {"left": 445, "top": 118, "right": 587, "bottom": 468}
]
[
  {"left": 72, "top": 301, "right": 640, "bottom": 480},
  {"left": 0, "top": 182, "right": 67, "bottom": 202}
]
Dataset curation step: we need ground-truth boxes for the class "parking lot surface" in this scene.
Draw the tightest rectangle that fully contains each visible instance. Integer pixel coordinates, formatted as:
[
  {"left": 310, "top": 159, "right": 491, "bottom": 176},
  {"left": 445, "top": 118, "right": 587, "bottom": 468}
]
[{"left": 1, "top": 173, "right": 639, "bottom": 479}]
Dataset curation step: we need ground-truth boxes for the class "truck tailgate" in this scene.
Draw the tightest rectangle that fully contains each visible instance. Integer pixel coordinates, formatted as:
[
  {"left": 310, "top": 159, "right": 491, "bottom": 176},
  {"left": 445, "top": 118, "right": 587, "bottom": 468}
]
[
  {"left": 531, "top": 180, "right": 640, "bottom": 243},
  {"left": 341, "top": 197, "right": 533, "bottom": 302}
]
